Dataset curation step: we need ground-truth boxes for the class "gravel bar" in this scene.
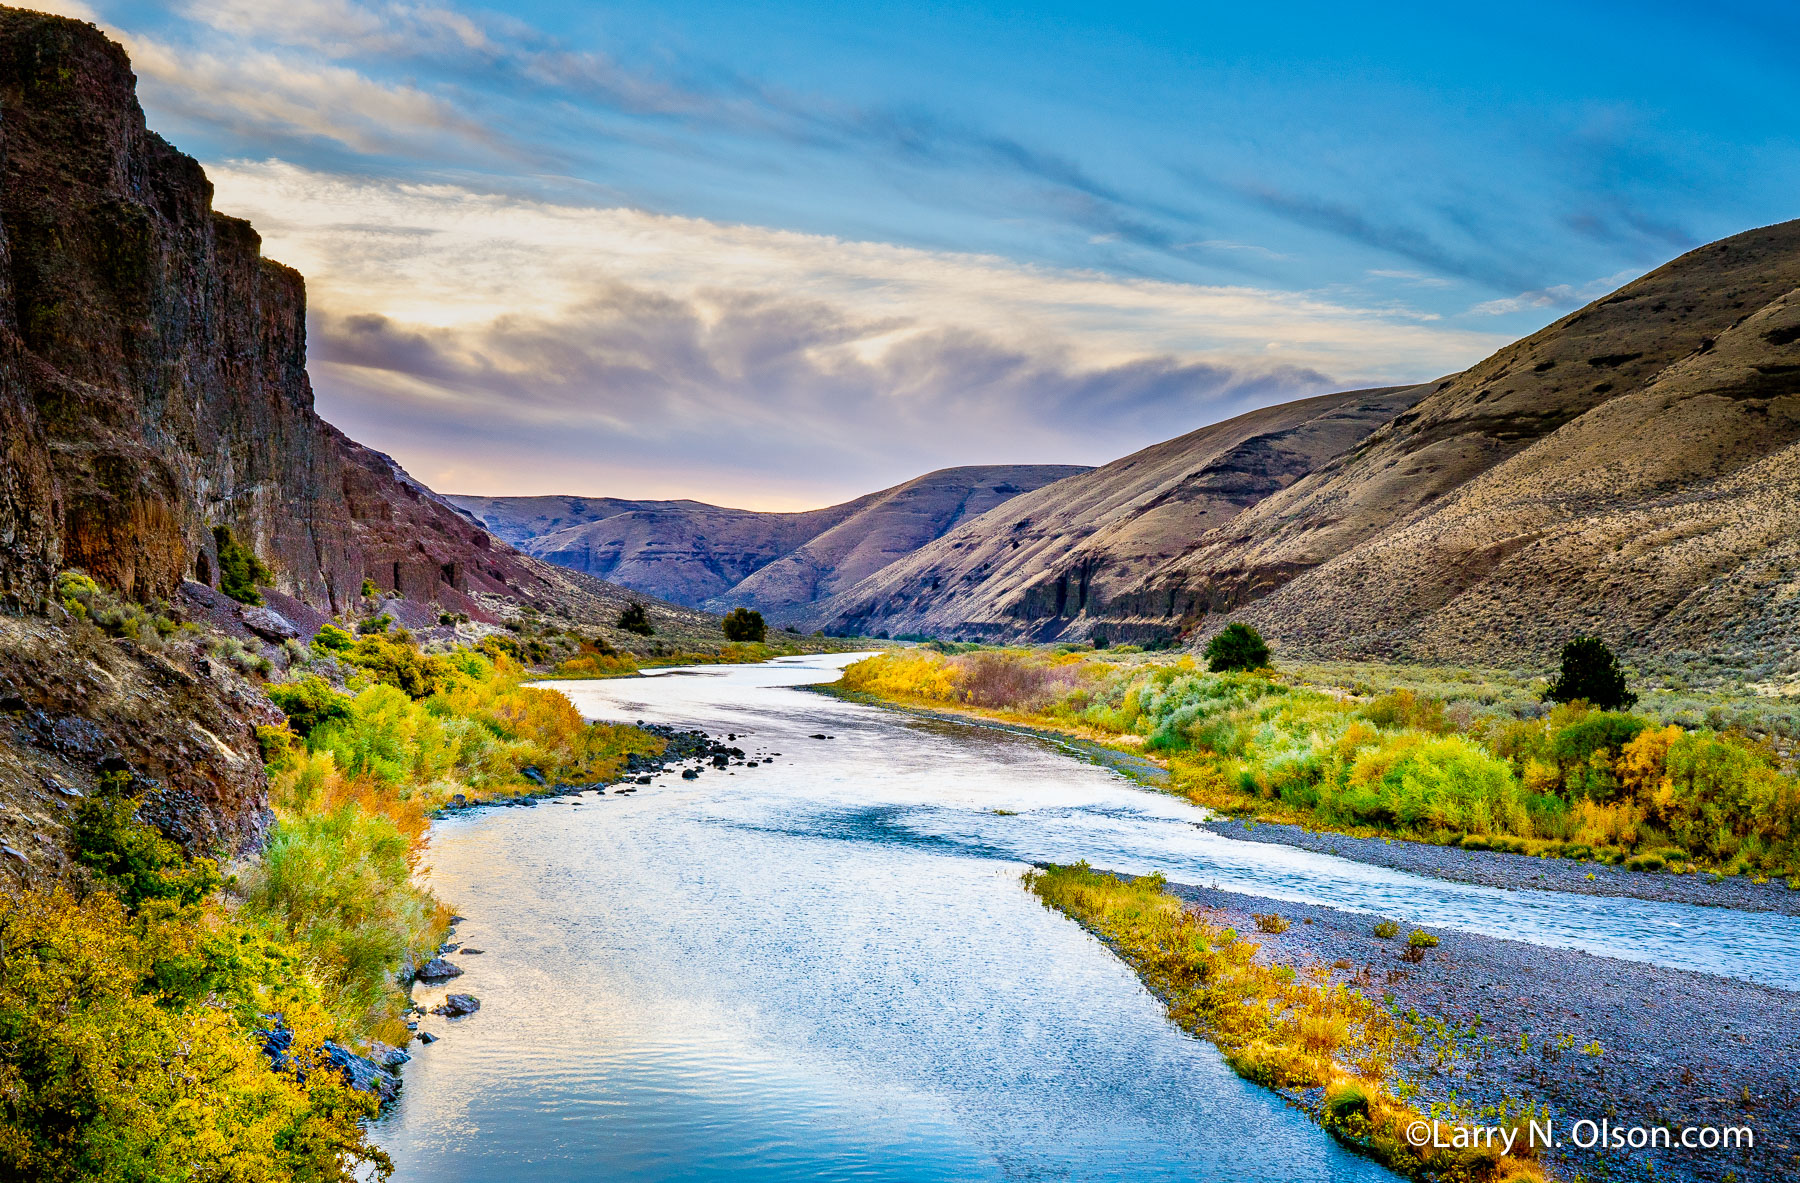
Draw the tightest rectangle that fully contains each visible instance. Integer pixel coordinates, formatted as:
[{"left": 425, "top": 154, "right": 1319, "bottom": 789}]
[
  {"left": 1160, "top": 878, "right": 1800, "bottom": 1183},
  {"left": 1204, "top": 818, "right": 1800, "bottom": 917}
]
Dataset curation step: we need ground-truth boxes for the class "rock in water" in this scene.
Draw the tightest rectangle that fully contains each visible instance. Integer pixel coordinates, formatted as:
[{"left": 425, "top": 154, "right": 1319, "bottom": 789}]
[
  {"left": 414, "top": 957, "right": 464, "bottom": 982},
  {"left": 432, "top": 994, "right": 481, "bottom": 1017}
]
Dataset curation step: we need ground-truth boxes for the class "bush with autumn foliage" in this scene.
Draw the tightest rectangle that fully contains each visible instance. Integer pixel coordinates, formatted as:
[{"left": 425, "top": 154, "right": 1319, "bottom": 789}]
[{"left": 837, "top": 648, "right": 1800, "bottom": 879}]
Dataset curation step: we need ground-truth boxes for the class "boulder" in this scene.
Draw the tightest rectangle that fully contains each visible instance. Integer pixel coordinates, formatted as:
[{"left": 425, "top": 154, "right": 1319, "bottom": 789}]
[
  {"left": 432, "top": 993, "right": 480, "bottom": 1017},
  {"left": 414, "top": 957, "right": 464, "bottom": 982},
  {"left": 240, "top": 606, "right": 300, "bottom": 641}
]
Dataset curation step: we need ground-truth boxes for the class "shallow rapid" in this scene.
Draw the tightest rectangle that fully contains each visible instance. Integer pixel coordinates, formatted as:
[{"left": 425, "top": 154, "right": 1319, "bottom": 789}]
[{"left": 376, "top": 654, "right": 1800, "bottom": 1181}]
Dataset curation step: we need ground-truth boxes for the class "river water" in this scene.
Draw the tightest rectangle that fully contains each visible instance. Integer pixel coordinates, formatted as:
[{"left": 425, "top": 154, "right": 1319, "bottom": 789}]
[{"left": 376, "top": 654, "right": 1800, "bottom": 1181}]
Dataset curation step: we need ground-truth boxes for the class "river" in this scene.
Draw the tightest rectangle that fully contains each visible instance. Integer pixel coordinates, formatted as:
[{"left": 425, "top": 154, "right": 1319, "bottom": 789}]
[{"left": 376, "top": 653, "right": 1800, "bottom": 1180}]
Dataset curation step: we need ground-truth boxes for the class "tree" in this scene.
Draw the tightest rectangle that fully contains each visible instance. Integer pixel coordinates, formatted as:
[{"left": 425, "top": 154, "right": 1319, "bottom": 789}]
[
  {"left": 1544, "top": 636, "right": 1637, "bottom": 710},
  {"left": 1204, "top": 622, "right": 1270, "bottom": 673},
  {"left": 617, "top": 601, "right": 655, "bottom": 636},
  {"left": 212, "top": 525, "right": 271, "bottom": 606},
  {"left": 722, "top": 607, "right": 766, "bottom": 643}
]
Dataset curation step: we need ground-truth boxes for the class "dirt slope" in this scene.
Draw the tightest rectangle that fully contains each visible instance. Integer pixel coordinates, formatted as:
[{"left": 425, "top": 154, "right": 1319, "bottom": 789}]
[{"left": 809, "top": 388, "right": 1429, "bottom": 640}]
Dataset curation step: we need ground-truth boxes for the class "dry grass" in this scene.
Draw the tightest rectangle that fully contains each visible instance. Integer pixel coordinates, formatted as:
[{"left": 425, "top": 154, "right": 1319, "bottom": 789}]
[{"left": 1027, "top": 864, "right": 1547, "bottom": 1183}]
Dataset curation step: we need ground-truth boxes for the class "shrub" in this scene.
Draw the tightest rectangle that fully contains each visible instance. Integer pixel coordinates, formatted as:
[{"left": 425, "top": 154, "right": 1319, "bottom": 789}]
[
  {"left": 722, "top": 607, "right": 767, "bottom": 643},
  {"left": 1323, "top": 1080, "right": 1371, "bottom": 1123},
  {"left": 360, "top": 578, "right": 380, "bottom": 599},
  {"left": 1407, "top": 929, "right": 1439, "bottom": 949},
  {"left": 1544, "top": 637, "right": 1637, "bottom": 710},
  {"left": 212, "top": 525, "right": 272, "bottom": 606},
  {"left": 267, "top": 675, "right": 356, "bottom": 738},
  {"left": 1372, "top": 920, "right": 1399, "bottom": 939},
  {"left": 242, "top": 800, "right": 442, "bottom": 1031},
  {"left": 1204, "top": 623, "right": 1271, "bottom": 673},
  {"left": 313, "top": 622, "right": 356, "bottom": 652},
  {"left": 617, "top": 601, "right": 656, "bottom": 636},
  {"left": 339, "top": 631, "right": 456, "bottom": 699},
  {"left": 70, "top": 775, "right": 220, "bottom": 911},
  {"left": 0, "top": 886, "right": 387, "bottom": 1182},
  {"left": 357, "top": 613, "right": 394, "bottom": 636},
  {"left": 1253, "top": 912, "right": 1291, "bottom": 933}
]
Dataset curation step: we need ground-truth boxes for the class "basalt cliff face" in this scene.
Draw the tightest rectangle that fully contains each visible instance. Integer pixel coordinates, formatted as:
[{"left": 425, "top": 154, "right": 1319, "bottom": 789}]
[
  {"left": 0, "top": 8, "right": 592, "bottom": 622},
  {"left": 0, "top": 9, "right": 708, "bottom": 872}
]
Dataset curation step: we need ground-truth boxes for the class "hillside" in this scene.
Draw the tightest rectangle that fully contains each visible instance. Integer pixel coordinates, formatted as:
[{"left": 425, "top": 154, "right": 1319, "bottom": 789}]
[
  {"left": 808, "top": 387, "right": 1430, "bottom": 639},
  {"left": 814, "top": 221, "right": 1800, "bottom": 668},
  {"left": 449, "top": 464, "right": 1088, "bottom": 619}
]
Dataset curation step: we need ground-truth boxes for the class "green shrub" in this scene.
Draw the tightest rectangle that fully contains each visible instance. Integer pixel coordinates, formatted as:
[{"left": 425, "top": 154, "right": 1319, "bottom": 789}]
[
  {"left": 1323, "top": 1080, "right": 1371, "bottom": 1123},
  {"left": 617, "top": 601, "right": 655, "bottom": 636},
  {"left": 1372, "top": 920, "right": 1399, "bottom": 939},
  {"left": 722, "top": 607, "right": 766, "bottom": 643},
  {"left": 1550, "top": 711, "right": 1647, "bottom": 801},
  {"left": 266, "top": 675, "right": 355, "bottom": 738},
  {"left": 1623, "top": 853, "right": 1667, "bottom": 873},
  {"left": 357, "top": 613, "right": 393, "bottom": 636},
  {"left": 313, "top": 623, "right": 355, "bottom": 652},
  {"left": 1204, "top": 623, "right": 1271, "bottom": 673},
  {"left": 1406, "top": 929, "right": 1438, "bottom": 949},
  {"left": 212, "top": 525, "right": 271, "bottom": 606},
  {"left": 1253, "top": 912, "right": 1290, "bottom": 933},
  {"left": 70, "top": 775, "right": 221, "bottom": 911}
]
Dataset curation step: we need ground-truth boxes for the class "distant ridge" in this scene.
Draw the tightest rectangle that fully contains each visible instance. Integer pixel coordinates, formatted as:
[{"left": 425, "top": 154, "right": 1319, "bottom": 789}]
[{"left": 448, "top": 464, "right": 1090, "bottom": 621}]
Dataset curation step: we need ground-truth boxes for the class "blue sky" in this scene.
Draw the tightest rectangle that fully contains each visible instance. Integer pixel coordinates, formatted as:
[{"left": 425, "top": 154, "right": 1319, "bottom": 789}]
[{"left": 43, "top": 0, "right": 1800, "bottom": 506}]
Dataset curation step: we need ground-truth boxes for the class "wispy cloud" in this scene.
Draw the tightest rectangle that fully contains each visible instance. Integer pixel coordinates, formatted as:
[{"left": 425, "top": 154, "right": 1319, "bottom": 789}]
[
  {"left": 1467, "top": 268, "right": 1642, "bottom": 317},
  {"left": 205, "top": 161, "right": 1506, "bottom": 504}
]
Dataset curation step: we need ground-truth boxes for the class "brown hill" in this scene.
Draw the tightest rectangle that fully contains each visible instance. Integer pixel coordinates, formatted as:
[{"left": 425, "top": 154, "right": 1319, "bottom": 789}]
[
  {"left": 816, "top": 221, "right": 1800, "bottom": 667},
  {"left": 808, "top": 388, "right": 1430, "bottom": 639},
  {"left": 451, "top": 465, "right": 1088, "bottom": 618}
]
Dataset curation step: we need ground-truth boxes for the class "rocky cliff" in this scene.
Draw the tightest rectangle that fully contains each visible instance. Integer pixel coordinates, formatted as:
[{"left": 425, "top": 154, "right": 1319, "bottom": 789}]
[
  {"left": 0, "top": 9, "right": 711, "bottom": 874},
  {"left": 0, "top": 8, "right": 637, "bottom": 625}
]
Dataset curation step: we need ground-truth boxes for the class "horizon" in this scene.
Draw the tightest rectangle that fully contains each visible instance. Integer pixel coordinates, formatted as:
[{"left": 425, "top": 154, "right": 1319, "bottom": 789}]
[{"left": 39, "top": 0, "right": 1800, "bottom": 510}]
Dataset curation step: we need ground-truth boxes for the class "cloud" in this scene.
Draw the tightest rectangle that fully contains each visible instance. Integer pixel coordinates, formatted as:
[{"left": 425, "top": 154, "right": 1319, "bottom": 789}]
[
  {"left": 1467, "top": 268, "right": 1641, "bottom": 317},
  {"left": 118, "top": 33, "right": 514, "bottom": 161},
  {"left": 1236, "top": 183, "right": 1550, "bottom": 294},
  {"left": 192, "top": 161, "right": 1508, "bottom": 504}
]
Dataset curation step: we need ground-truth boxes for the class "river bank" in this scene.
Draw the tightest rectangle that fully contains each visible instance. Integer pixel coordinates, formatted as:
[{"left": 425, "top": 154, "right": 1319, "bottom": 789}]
[
  {"left": 821, "top": 686, "right": 1800, "bottom": 917},
  {"left": 1153, "top": 877, "right": 1800, "bottom": 1183}
]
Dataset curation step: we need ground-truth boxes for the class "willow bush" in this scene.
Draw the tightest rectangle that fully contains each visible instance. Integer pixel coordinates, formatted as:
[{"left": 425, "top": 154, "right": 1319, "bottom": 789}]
[{"left": 837, "top": 649, "right": 1800, "bottom": 877}]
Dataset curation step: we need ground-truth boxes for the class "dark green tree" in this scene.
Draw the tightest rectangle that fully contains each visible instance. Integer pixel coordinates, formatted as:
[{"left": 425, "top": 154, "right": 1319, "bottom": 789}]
[
  {"left": 722, "top": 607, "right": 767, "bottom": 643},
  {"left": 617, "top": 601, "right": 656, "bottom": 636},
  {"left": 212, "top": 525, "right": 271, "bottom": 606},
  {"left": 1544, "top": 637, "right": 1637, "bottom": 710},
  {"left": 1204, "top": 622, "right": 1271, "bottom": 673}
]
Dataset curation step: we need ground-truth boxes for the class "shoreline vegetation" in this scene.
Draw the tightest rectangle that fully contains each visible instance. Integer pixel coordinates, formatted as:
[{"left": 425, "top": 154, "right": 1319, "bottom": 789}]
[
  {"left": 5, "top": 575, "right": 838, "bottom": 1179},
  {"left": 1027, "top": 864, "right": 1547, "bottom": 1183},
  {"left": 835, "top": 648, "right": 1800, "bottom": 886}
]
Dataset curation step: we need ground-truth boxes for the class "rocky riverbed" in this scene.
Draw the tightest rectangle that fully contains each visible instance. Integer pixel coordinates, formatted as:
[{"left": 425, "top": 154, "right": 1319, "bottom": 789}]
[{"left": 1160, "top": 879, "right": 1800, "bottom": 1183}]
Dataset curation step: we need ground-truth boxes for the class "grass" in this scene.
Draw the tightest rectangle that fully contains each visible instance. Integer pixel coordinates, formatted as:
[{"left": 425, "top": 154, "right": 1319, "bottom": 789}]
[{"left": 1026, "top": 864, "right": 1545, "bottom": 1183}]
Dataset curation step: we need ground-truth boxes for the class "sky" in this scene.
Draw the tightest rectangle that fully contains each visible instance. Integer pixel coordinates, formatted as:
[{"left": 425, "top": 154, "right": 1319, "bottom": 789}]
[{"left": 33, "top": 0, "right": 1800, "bottom": 508}]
